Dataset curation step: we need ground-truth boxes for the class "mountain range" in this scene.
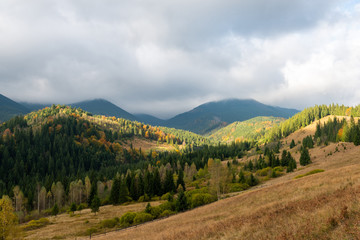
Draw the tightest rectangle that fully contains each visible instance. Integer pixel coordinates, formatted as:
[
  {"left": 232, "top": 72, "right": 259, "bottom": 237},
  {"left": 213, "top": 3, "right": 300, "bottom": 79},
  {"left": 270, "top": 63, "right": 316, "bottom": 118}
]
[
  {"left": 0, "top": 94, "right": 29, "bottom": 122},
  {"left": 0, "top": 93, "right": 298, "bottom": 134}
]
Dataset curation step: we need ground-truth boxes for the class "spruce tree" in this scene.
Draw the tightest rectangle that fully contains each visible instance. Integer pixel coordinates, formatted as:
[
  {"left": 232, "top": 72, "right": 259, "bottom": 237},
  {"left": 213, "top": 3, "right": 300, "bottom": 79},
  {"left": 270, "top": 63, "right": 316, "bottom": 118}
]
[
  {"left": 300, "top": 147, "right": 311, "bottom": 166},
  {"left": 110, "top": 177, "right": 121, "bottom": 205},
  {"left": 290, "top": 139, "right": 296, "bottom": 149},
  {"left": 91, "top": 195, "right": 100, "bottom": 215},
  {"left": 175, "top": 188, "right": 188, "bottom": 212},
  {"left": 176, "top": 169, "right": 186, "bottom": 191}
]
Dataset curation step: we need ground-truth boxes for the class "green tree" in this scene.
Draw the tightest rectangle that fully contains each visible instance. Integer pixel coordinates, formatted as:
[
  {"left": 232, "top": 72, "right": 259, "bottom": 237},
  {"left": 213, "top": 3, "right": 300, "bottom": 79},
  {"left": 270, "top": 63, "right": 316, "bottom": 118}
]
[
  {"left": 91, "top": 195, "right": 100, "bottom": 215},
  {"left": 290, "top": 139, "right": 296, "bottom": 149},
  {"left": 110, "top": 177, "right": 121, "bottom": 205},
  {"left": 52, "top": 203, "right": 59, "bottom": 216},
  {"left": 176, "top": 169, "right": 186, "bottom": 191},
  {"left": 175, "top": 188, "right": 188, "bottom": 212},
  {"left": 70, "top": 202, "right": 77, "bottom": 213},
  {"left": 300, "top": 147, "right": 311, "bottom": 166}
]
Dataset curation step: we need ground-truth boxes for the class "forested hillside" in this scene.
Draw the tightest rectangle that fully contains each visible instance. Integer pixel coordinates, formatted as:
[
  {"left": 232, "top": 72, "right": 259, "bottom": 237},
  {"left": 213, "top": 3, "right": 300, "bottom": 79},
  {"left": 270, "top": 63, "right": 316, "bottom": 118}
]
[
  {"left": 0, "top": 105, "right": 249, "bottom": 215},
  {"left": 265, "top": 104, "right": 360, "bottom": 142},
  {"left": 208, "top": 116, "right": 285, "bottom": 143}
]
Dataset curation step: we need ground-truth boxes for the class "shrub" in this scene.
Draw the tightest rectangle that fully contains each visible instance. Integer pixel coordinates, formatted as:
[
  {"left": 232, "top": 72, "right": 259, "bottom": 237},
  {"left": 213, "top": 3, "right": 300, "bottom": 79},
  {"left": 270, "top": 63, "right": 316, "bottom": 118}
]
[
  {"left": 22, "top": 218, "right": 50, "bottom": 231},
  {"left": 85, "top": 227, "right": 98, "bottom": 236},
  {"left": 159, "top": 210, "right": 176, "bottom": 218},
  {"left": 120, "top": 212, "right": 137, "bottom": 227},
  {"left": 161, "top": 192, "right": 173, "bottom": 201},
  {"left": 150, "top": 206, "right": 162, "bottom": 219},
  {"left": 256, "top": 167, "right": 272, "bottom": 177},
  {"left": 228, "top": 183, "right": 249, "bottom": 193},
  {"left": 294, "top": 169, "right": 324, "bottom": 179},
  {"left": 158, "top": 201, "right": 176, "bottom": 212},
  {"left": 133, "top": 212, "right": 153, "bottom": 225},
  {"left": 138, "top": 194, "right": 150, "bottom": 202},
  {"left": 77, "top": 203, "right": 86, "bottom": 211},
  {"left": 100, "top": 218, "right": 118, "bottom": 228},
  {"left": 190, "top": 193, "right": 217, "bottom": 208}
]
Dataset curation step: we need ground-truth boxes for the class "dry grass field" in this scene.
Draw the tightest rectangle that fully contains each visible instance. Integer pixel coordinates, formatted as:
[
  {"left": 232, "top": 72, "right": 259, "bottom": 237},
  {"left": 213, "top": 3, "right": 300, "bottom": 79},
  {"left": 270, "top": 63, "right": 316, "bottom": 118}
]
[
  {"left": 26, "top": 116, "right": 360, "bottom": 240},
  {"left": 93, "top": 130, "right": 360, "bottom": 239},
  {"left": 24, "top": 201, "right": 163, "bottom": 240}
]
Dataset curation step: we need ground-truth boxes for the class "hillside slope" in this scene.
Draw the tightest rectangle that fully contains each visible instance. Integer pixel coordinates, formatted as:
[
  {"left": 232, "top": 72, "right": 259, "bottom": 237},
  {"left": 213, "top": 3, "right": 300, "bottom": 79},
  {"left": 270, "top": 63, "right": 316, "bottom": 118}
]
[
  {"left": 165, "top": 99, "right": 298, "bottom": 135},
  {"left": 94, "top": 125, "right": 360, "bottom": 239},
  {"left": 208, "top": 116, "right": 285, "bottom": 143},
  {"left": 0, "top": 93, "right": 29, "bottom": 122}
]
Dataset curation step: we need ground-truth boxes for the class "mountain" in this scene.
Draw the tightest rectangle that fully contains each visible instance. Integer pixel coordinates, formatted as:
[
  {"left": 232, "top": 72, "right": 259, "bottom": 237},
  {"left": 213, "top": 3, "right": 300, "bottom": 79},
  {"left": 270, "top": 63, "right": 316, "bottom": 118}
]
[
  {"left": 165, "top": 99, "right": 299, "bottom": 135},
  {"left": 70, "top": 99, "right": 137, "bottom": 121},
  {"left": 0, "top": 93, "right": 29, "bottom": 122},
  {"left": 134, "top": 113, "right": 165, "bottom": 126},
  {"left": 208, "top": 116, "right": 285, "bottom": 143},
  {"left": 20, "top": 102, "right": 50, "bottom": 112}
]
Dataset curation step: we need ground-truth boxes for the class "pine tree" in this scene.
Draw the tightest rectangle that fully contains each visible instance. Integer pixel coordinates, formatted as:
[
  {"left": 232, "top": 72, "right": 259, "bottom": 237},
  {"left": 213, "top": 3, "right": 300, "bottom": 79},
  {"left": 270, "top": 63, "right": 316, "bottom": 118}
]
[
  {"left": 175, "top": 188, "right": 188, "bottom": 212},
  {"left": 91, "top": 195, "right": 100, "bottom": 215},
  {"left": 164, "top": 170, "right": 175, "bottom": 193},
  {"left": 290, "top": 139, "right": 296, "bottom": 149},
  {"left": 176, "top": 169, "right": 186, "bottom": 191},
  {"left": 119, "top": 180, "right": 130, "bottom": 204},
  {"left": 238, "top": 170, "right": 245, "bottom": 183},
  {"left": 110, "top": 177, "right": 121, "bottom": 205},
  {"left": 70, "top": 202, "right": 77, "bottom": 213},
  {"left": 300, "top": 147, "right": 311, "bottom": 166},
  {"left": 52, "top": 203, "right": 59, "bottom": 216}
]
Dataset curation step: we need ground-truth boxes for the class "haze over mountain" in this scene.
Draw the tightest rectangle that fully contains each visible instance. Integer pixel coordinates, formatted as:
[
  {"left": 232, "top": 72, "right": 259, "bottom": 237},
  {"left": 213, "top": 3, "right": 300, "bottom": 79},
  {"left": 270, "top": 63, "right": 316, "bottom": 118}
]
[
  {"left": 166, "top": 99, "right": 298, "bottom": 134},
  {"left": 70, "top": 99, "right": 137, "bottom": 121},
  {"left": 0, "top": 93, "right": 29, "bottom": 122},
  {"left": 0, "top": 94, "right": 299, "bottom": 134}
]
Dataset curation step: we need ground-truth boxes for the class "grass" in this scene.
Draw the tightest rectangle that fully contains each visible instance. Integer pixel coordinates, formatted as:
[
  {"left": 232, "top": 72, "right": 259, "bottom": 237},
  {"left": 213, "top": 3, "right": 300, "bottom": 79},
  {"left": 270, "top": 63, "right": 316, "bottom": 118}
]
[
  {"left": 294, "top": 169, "right": 325, "bottom": 179},
  {"left": 23, "top": 201, "right": 163, "bottom": 240},
  {"left": 92, "top": 142, "right": 360, "bottom": 240}
]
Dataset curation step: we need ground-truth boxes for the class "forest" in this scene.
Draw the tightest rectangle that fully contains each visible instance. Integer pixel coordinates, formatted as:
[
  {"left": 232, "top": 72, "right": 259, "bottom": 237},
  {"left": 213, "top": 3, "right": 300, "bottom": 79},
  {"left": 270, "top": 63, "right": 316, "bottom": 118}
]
[{"left": 0, "top": 105, "right": 252, "bottom": 222}]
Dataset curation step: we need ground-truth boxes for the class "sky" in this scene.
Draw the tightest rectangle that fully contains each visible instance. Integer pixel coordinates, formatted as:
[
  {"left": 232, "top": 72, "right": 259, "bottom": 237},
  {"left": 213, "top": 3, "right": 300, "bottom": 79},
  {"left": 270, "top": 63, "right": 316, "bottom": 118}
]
[{"left": 1, "top": 0, "right": 360, "bottom": 119}]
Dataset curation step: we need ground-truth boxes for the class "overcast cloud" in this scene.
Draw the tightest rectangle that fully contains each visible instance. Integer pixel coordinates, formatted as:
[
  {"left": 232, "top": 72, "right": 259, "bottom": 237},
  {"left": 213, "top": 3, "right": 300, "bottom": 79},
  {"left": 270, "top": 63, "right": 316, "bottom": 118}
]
[{"left": 1, "top": 0, "right": 360, "bottom": 118}]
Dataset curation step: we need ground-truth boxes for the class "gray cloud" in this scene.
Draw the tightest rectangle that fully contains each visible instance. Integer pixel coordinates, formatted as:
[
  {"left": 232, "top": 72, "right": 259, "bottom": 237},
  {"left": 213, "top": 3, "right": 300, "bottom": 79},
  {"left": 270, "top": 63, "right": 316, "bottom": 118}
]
[{"left": 0, "top": 0, "right": 359, "bottom": 119}]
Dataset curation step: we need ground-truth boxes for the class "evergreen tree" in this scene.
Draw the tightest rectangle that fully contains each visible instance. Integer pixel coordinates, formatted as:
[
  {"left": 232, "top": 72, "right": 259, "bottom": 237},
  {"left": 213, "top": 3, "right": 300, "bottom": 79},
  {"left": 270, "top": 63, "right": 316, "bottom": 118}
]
[
  {"left": 70, "top": 202, "right": 77, "bottom": 213},
  {"left": 91, "top": 195, "right": 100, "bottom": 215},
  {"left": 238, "top": 170, "right": 245, "bottom": 183},
  {"left": 290, "top": 139, "right": 296, "bottom": 149},
  {"left": 110, "top": 177, "right": 121, "bottom": 205},
  {"left": 175, "top": 188, "right": 188, "bottom": 212},
  {"left": 300, "top": 147, "right": 311, "bottom": 166},
  {"left": 119, "top": 180, "right": 130, "bottom": 204},
  {"left": 152, "top": 168, "right": 162, "bottom": 196},
  {"left": 87, "top": 182, "right": 97, "bottom": 206},
  {"left": 52, "top": 203, "right": 59, "bottom": 216},
  {"left": 247, "top": 174, "right": 258, "bottom": 186},
  {"left": 281, "top": 150, "right": 288, "bottom": 167},
  {"left": 164, "top": 170, "right": 175, "bottom": 194},
  {"left": 176, "top": 169, "right": 186, "bottom": 191}
]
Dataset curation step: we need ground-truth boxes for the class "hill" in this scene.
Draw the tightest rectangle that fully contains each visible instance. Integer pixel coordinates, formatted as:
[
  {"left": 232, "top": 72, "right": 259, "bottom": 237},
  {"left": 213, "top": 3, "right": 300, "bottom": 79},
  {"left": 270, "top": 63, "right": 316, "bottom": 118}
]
[
  {"left": 134, "top": 113, "right": 165, "bottom": 126},
  {"left": 208, "top": 116, "right": 285, "bottom": 143},
  {"left": 70, "top": 99, "right": 137, "bottom": 121},
  {"left": 92, "top": 125, "right": 360, "bottom": 240},
  {"left": 0, "top": 93, "right": 29, "bottom": 122},
  {"left": 165, "top": 99, "right": 298, "bottom": 135}
]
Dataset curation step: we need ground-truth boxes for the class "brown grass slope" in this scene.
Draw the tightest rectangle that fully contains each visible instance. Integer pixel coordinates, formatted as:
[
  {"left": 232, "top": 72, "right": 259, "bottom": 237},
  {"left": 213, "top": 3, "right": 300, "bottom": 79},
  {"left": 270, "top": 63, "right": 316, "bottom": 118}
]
[{"left": 94, "top": 121, "right": 360, "bottom": 240}]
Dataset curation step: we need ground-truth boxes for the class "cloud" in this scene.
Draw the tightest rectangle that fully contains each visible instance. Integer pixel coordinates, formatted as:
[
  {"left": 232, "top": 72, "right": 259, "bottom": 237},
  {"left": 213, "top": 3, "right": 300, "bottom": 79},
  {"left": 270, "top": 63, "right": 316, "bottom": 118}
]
[{"left": 0, "top": 0, "right": 359, "bottom": 118}]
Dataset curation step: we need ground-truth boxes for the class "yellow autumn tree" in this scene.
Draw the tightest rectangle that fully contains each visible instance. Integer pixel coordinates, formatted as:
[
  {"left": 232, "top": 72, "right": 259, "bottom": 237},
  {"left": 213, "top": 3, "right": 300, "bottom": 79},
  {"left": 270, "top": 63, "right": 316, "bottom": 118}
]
[{"left": 0, "top": 195, "right": 19, "bottom": 239}]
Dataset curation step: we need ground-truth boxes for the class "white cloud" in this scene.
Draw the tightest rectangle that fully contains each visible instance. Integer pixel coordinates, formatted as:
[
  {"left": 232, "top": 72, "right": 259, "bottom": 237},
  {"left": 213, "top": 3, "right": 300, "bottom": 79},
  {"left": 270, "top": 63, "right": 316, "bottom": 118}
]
[{"left": 0, "top": 0, "right": 359, "bottom": 118}]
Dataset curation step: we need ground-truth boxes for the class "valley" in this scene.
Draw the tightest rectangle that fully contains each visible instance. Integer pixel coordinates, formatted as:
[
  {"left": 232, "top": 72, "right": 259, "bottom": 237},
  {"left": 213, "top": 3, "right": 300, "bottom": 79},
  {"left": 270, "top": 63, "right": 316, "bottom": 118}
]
[{"left": 1, "top": 98, "right": 360, "bottom": 240}]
